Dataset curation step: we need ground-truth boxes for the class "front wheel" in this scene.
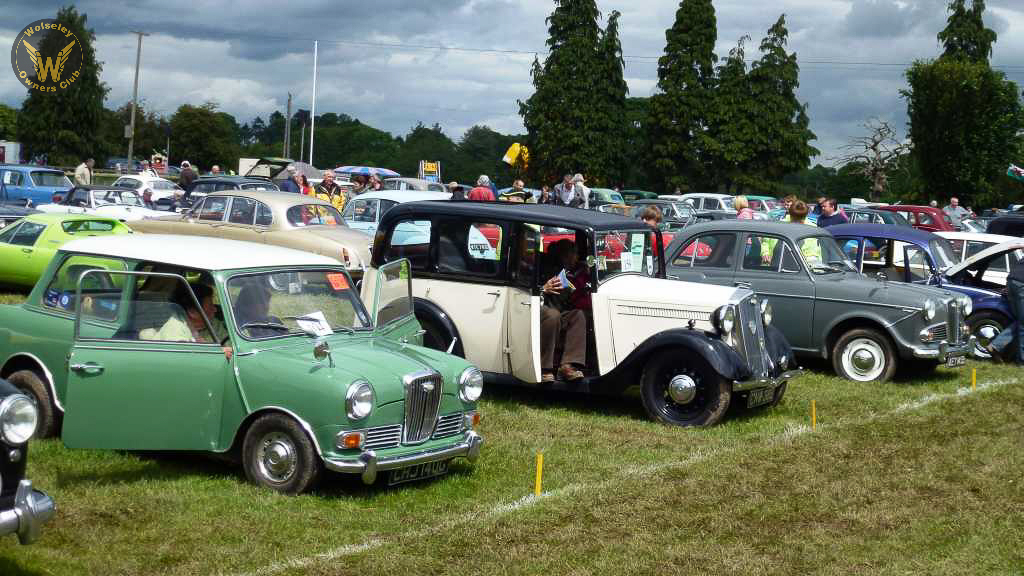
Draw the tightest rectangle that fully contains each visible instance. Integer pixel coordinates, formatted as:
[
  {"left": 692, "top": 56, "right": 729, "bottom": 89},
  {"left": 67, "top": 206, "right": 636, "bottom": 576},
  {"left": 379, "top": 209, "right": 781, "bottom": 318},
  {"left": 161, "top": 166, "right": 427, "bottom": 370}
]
[
  {"left": 832, "top": 328, "right": 897, "bottom": 382},
  {"left": 242, "top": 414, "right": 322, "bottom": 494},
  {"left": 640, "top": 350, "right": 730, "bottom": 427},
  {"left": 967, "top": 310, "right": 1009, "bottom": 359}
]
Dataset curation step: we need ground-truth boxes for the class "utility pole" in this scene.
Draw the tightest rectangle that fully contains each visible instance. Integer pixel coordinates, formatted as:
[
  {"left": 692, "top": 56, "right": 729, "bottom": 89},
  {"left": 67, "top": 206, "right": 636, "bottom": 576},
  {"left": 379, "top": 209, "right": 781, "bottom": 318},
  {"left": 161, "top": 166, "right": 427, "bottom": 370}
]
[
  {"left": 299, "top": 121, "right": 306, "bottom": 163},
  {"left": 283, "top": 93, "right": 292, "bottom": 158},
  {"left": 126, "top": 31, "right": 149, "bottom": 173},
  {"left": 309, "top": 40, "right": 318, "bottom": 166}
]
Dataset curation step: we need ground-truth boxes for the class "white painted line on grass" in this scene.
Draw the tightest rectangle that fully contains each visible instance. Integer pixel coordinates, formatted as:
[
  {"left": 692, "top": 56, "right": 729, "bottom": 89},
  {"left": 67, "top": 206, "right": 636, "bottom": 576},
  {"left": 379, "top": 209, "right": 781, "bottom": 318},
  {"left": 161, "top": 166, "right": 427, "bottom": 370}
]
[{"left": 233, "top": 378, "right": 1015, "bottom": 576}]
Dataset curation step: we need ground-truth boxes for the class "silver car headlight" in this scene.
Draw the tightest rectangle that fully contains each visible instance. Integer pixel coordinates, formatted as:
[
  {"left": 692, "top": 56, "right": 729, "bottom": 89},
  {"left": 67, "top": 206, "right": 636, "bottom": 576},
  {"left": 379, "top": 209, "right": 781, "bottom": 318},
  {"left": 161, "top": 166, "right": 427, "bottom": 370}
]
[
  {"left": 959, "top": 294, "right": 973, "bottom": 316},
  {"left": 458, "top": 366, "right": 484, "bottom": 403},
  {"left": 760, "top": 299, "right": 773, "bottom": 326},
  {"left": 923, "top": 298, "right": 937, "bottom": 322},
  {"left": 0, "top": 394, "right": 39, "bottom": 445},
  {"left": 345, "top": 380, "right": 374, "bottom": 421}
]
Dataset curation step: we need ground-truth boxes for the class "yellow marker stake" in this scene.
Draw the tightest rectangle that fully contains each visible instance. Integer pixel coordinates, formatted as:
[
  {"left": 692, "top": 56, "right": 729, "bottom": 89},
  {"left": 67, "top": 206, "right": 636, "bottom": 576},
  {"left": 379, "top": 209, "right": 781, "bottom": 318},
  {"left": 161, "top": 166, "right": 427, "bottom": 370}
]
[
  {"left": 811, "top": 399, "right": 816, "bottom": 431},
  {"left": 972, "top": 368, "right": 977, "bottom": 391},
  {"left": 535, "top": 452, "right": 544, "bottom": 496}
]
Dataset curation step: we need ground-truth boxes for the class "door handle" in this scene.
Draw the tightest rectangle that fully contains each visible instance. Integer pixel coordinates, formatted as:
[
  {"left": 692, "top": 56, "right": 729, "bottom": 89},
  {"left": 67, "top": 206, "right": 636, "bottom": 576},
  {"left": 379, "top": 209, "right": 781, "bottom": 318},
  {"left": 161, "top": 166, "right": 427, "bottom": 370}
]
[
  {"left": 401, "top": 329, "right": 427, "bottom": 344},
  {"left": 486, "top": 291, "right": 501, "bottom": 296},
  {"left": 70, "top": 362, "right": 104, "bottom": 375},
  {"left": 734, "top": 281, "right": 751, "bottom": 289},
  {"left": 21, "top": 247, "right": 32, "bottom": 253},
  {"left": 520, "top": 301, "right": 531, "bottom": 307}
]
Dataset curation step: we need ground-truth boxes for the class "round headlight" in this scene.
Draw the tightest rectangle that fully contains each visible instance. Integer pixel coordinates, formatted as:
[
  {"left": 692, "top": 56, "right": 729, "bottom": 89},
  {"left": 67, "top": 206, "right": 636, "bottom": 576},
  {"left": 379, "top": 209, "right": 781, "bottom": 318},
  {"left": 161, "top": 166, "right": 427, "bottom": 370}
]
[
  {"left": 760, "top": 299, "right": 773, "bottom": 325},
  {"left": 960, "top": 295, "right": 973, "bottom": 316},
  {"left": 923, "top": 298, "right": 937, "bottom": 321},
  {"left": 345, "top": 380, "right": 374, "bottom": 421},
  {"left": 0, "top": 394, "right": 38, "bottom": 445},
  {"left": 458, "top": 366, "right": 484, "bottom": 403}
]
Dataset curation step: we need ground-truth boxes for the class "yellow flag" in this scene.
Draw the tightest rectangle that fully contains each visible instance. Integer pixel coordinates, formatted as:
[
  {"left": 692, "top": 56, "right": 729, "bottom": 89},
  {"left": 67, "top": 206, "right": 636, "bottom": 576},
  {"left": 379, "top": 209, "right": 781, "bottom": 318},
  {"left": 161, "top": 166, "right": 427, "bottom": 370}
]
[{"left": 502, "top": 143, "right": 521, "bottom": 166}]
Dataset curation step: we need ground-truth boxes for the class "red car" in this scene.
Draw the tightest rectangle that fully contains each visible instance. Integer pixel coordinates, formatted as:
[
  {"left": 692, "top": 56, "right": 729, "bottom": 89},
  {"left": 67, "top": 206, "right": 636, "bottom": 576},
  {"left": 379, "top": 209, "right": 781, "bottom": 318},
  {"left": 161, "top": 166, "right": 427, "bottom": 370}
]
[{"left": 874, "top": 205, "right": 955, "bottom": 232}]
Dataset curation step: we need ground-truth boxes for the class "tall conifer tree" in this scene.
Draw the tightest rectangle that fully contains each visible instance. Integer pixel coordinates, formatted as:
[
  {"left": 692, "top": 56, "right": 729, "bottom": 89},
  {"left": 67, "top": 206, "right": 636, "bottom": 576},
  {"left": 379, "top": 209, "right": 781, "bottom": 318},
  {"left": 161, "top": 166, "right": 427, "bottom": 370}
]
[
  {"left": 938, "top": 0, "right": 996, "bottom": 62},
  {"left": 597, "top": 10, "right": 629, "bottom": 187}
]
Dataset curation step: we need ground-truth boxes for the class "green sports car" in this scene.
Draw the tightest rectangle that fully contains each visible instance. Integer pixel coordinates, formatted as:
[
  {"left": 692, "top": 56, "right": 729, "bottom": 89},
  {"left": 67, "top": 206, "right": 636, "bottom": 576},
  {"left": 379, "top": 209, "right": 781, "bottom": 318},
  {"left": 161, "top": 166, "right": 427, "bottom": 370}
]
[{"left": 0, "top": 213, "right": 132, "bottom": 288}]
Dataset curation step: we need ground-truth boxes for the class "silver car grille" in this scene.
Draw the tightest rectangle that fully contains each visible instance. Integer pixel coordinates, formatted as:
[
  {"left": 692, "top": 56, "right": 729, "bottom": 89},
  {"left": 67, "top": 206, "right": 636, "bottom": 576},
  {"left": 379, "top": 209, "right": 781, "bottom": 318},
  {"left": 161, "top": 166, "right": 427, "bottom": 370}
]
[
  {"left": 403, "top": 370, "right": 444, "bottom": 444},
  {"left": 930, "top": 324, "right": 948, "bottom": 342},
  {"left": 735, "top": 295, "right": 769, "bottom": 378},
  {"left": 364, "top": 424, "right": 402, "bottom": 450},
  {"left": 947, "top": 301, "right": 962, "bottom": 344},
  {"left": 432, "top": 413, "right": 464, "bottom": 439}
]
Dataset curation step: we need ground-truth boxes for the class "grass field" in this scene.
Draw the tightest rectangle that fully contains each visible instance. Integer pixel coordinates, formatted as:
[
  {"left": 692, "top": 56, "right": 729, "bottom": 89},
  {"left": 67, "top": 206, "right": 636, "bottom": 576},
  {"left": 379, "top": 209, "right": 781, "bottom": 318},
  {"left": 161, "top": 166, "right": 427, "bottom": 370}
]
[{"left": 0, "top": 288, "right": 1021, "bottom": 575}]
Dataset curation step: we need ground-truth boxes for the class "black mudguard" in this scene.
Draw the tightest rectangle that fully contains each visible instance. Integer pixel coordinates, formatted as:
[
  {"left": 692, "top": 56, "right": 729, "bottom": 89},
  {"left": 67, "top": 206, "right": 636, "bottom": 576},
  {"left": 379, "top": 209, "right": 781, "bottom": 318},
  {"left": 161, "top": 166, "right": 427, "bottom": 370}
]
[
  {"left": 412, "top": 298, "right": 465, "bottom": 357},
  {"left": 763, "top": 324, "right": 794, "bottom": 376}
]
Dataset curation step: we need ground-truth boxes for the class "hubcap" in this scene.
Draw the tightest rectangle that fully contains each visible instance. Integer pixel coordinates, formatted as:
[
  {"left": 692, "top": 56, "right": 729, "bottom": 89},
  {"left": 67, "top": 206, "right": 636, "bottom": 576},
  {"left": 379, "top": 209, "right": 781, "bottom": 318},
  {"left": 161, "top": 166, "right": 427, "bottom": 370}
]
[
  {"left": 972, "top": 323, "right": 1002, "bottom": 358},
  {"left": 668, "top": 374, "right": 697, "bottom": 404},
  {"left": 841, "top": 338, "right": 885, "bottom": 381},
  {"left": 257, "top": 432, "right": 297, "bottom": 484}
]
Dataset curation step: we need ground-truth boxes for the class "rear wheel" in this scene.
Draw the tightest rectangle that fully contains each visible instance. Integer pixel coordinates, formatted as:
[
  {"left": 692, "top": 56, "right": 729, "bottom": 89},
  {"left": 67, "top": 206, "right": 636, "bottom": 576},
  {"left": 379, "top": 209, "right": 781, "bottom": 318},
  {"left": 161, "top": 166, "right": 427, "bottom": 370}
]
[
  {"left": 967, "top": 310, "right": 1009, "bottom": 359},
  {"left": 640, "top": 350, "right": 730, "bottom": 427},
  {"left": 8, "top": 370, "right": 59, "bottom": 438},
  {"left": 416, "top": 312, "right": 463, "bottom": 357},
  {"left": 831, "top": 328, "right": 897, "bottom": 382}
]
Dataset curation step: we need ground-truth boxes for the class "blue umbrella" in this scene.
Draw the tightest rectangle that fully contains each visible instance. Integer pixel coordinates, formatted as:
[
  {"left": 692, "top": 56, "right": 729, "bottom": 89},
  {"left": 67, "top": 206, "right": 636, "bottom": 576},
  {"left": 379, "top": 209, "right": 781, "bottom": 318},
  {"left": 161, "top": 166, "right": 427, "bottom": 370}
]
[{"left": 334, "top": 166, "right": 400, "bottom": 178}]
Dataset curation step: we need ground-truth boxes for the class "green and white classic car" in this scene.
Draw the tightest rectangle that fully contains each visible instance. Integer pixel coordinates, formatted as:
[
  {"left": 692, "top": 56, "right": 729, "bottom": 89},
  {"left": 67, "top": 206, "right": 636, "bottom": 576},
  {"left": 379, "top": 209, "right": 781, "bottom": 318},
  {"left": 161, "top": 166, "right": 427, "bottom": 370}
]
[{"left": 0, "top": 234, "right": 483, "bottom": 493}]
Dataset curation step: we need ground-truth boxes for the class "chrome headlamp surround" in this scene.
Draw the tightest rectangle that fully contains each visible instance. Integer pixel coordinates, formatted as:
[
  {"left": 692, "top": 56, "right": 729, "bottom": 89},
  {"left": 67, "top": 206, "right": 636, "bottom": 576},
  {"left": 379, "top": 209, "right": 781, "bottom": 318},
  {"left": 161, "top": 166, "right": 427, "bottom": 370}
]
[
  {"left": 760, "top": 299, "right": 773, "bottom": 326},
  {"left": 345, "top": 380, "right": 374, "bottom": 421},
  {"left": 458, "top": 366, "right": 484, "bottom": 403},
  {"left": 958, "top": 294, "right": 973, "bottom": 316},
  {"left": 922, "top": 298, "right": 937, "bottom": 322},
  {"left": 0, "top": 394, "right": 39, "bottom": 445}
]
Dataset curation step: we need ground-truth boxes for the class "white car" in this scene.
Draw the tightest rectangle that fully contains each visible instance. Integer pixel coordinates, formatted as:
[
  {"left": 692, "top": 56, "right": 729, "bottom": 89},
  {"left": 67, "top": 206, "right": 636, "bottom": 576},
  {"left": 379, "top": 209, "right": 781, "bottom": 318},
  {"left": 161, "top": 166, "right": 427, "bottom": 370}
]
[
  {"left": 343, "top": 190, "right": 450, "bottom": 238},
  {"left": 936, "top": 231, "right": 1018, "bottom": 286},
  {"left": 663, "top": 193, "right": 734, "bottom": 213},
  {"left": 36, "top": 186, "right": 166, "bottom": 221},
  {"left": 383, "top": 177, "right": 448, "bottom": 193},
  {"left": 366, "top": 202, "right": 800, "bottom": 428},
  {"left": 112, "top": 174, "right": 188, "bottom": 209}
]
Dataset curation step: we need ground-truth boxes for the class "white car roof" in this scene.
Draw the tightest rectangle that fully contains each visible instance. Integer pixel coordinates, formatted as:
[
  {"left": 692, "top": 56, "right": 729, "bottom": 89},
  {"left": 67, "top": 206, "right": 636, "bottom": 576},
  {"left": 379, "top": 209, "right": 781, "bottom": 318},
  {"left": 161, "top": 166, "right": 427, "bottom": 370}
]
[
  {"left": 934, "top": 231, "right": 1018, "bottom": 244},
  {"left": 60, "top": 234, "right": 340, "bottom": 271},
  {"left": 945, "top": 238, "right": 1024, "bottom": 277},
  {"left": 114, "top": 174, "right": 178, "bottom": 186},
  {"left": 678, "top": 193, "right": 732, "bottom": 200},
  {"left": 354, "top": 190, "right": 452, "bottom": 202}
]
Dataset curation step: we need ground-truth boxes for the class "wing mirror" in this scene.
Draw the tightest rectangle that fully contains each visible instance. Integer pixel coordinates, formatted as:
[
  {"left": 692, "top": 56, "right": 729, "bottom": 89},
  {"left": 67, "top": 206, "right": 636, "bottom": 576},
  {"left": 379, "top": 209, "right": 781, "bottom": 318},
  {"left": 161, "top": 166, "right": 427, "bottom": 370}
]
[{"left": 313, "top": 339, "right": 334, "bottom": 367}]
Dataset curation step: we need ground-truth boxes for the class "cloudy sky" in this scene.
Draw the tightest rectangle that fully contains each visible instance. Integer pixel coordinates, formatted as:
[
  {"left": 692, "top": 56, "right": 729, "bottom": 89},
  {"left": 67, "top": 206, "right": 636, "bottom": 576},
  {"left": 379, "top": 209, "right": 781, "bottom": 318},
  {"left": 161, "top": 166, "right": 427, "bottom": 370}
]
[{"left": 2, "top": 0, "right": 1024, "bottom": 164}]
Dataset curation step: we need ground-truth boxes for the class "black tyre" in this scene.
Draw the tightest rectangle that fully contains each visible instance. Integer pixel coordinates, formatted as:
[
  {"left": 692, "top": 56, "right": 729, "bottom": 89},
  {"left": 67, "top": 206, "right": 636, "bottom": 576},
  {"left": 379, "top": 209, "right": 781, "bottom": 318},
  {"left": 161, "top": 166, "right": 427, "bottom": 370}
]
[
  {"left": 967, "top": 310, "right": 1009, "bottom": 359},
  {"left": 831, "top": 327, "right": 897, "bottom": 382},
  {"left": 769, "top": 381, "right": 787, "bottom": 407},
  {"left": 416, "top": 313, "right": 463, "bottom": 357},
  {"left": 640, "top": 350, "right": 730, "bottom": 427},
  {"left": 242, "top": 413, "right": 322, "bottom": 494},
  {"left": 8, "top": 369, "right": 59, "bottom": 438}
]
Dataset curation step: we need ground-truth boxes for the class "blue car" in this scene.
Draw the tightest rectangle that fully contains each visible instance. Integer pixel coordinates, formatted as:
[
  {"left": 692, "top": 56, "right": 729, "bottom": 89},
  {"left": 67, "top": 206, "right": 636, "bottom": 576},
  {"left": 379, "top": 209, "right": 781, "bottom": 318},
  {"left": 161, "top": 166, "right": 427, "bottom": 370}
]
[
  {"left": 829, "top": 222, "right": 1013, "bottom": 359},
  {"left": 0, "top": 165, "right": 72, "bottom": 206}
]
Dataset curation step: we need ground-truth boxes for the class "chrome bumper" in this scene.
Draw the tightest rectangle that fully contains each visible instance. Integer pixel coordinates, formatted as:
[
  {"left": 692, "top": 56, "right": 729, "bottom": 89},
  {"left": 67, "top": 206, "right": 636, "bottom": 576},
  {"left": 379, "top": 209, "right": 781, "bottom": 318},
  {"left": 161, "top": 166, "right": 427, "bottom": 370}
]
[
  {"left": 323, "top": 431, "right": 483, "bottom": 485},
  {"left": 733, "top": 369, "right": 803, "bottom": 392},
  {"left": 0, "top": 480, "right": 56, "bottom": 545},
  {"left": 911, "top": 337, "right": 975, "bottom": 362}
]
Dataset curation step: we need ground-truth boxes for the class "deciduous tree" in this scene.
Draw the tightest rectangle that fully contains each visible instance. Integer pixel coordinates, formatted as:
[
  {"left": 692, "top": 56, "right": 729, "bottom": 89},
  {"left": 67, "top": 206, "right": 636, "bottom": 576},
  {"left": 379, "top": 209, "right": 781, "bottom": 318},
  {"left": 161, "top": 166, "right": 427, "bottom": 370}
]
[{"left": 168, "top": 103, "right": 239, "bottom": 171}]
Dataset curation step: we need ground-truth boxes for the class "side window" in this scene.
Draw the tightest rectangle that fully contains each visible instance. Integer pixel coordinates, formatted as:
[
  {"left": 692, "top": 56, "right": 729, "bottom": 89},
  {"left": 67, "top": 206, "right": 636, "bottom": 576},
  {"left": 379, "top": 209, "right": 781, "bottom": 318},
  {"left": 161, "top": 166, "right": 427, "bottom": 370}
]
[
  {"left": 512, "top": 224, "right": 541, "bottom": 288},
  {"left": 254, "top": 202, "right": 273, "bottom": 226},
  {"left": 435, "top": 219, "right": 505, "bottom": 276},
  {"left": 384, "top": 218, "right": 432, "bottom": 271},
  {"left": 70, "top": 188, "right": 90, "bottom": 206},
  {"left": 193, "top": 182, "right": 216, "bottom": 194},
  {"left": 947, "top": 239, "right": 966, "bottom": 259},
  {"left": 838, "top": 238, "right": 861, "bottom": 262},
  {"left": 9, "top": 221, "right": 46, "bottom": 246},
  {"left": 8, "top": 172, "right": 23, "bottom": 186},
  {"left": 780, "top": 243, "right": 802, "bottom": 273},
  {"left": 742, "top": 234, "right": 786, "bottom": 271},
  {"left": 199, "top": 196, "right": 228, "bottom": 221},
  {"left": 378, "top": 199, "right": 398, "bottom": 217},
  {"left": 917, "top": 211, "right": 936, "bottom": 226},
  {"left": 42, "top": 254, "right": 126, "bottom": 315},
  {"left": 967, "top": 241, "right": 1005, "bottom": 271},
  {"left": 905, "top": 245, "right": 932, "bottom": 282},
  {"left": 674, "top": 233, "right": 736, "bottom": 268},
  {"left": 349, "top": 199, "right": 378, "bottom": 222},
  {"left": 228, "top": 197, "right": 256, "bottom": 225},
  {"left": 215, "top": 183, "right": 237, "bottom": 191},
  {"left": 0, "top": 222, "right": 21, "bottom": 243}
]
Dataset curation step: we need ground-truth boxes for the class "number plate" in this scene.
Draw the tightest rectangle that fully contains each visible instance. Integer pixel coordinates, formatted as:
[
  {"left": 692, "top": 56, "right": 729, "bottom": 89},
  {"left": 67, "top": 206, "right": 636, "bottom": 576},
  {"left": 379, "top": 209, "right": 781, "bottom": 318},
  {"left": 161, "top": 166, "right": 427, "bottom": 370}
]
[
  {"left": 387, "top": 460, "right": 450, "bottom": 486},
  {"left": 747, "top": 387, "right": 775, "bottom": 408},
  {"left": 946, "top": 355, "right": 966, "bottom": 368}
]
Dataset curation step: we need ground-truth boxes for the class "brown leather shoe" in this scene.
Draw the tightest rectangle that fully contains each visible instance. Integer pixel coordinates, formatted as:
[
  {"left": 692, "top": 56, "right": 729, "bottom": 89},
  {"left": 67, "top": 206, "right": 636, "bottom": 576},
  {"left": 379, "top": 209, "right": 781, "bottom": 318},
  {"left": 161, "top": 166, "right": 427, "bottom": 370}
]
[
  {"left": 541, "top": 372, "right": 555, "bottom": 383},
  {"left": 558, "top": 364, "right": 584, "bottom": 381}
]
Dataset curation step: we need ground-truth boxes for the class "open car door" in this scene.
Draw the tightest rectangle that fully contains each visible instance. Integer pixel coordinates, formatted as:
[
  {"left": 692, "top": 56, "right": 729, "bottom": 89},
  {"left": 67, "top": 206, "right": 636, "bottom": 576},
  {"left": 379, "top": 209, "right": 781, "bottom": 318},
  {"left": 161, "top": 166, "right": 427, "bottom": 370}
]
[
  {"left": 62, "top": 270, "right": 232, "bottom": 451},
  {"left": 366, "top": 259, "right": 423, "bottom": 345},
  {"left": 506, "top": 224, "right": 542, "bottom": 383}
]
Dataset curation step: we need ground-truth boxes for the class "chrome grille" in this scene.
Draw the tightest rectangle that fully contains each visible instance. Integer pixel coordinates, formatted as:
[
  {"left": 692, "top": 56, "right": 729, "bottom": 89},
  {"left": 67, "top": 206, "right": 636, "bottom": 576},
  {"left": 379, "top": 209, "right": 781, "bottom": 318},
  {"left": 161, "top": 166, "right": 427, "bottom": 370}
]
[
  {"left": 432, "top": 412, "right": 464, "bottom": 439},
  {"left": 403, "top": 370, "right": 443, "bottom": 444},
  {"left": 364, "top": 424, "right": 402, "bottom": 450},
  {"left": 735, "top": 295, "right": 769, "bottom": 378},
  {"left": 948, "top": 301, "right": 962, "bottom": 344},
  {"left": 929, "top": 324, "right": 948, "bottom": 341}
]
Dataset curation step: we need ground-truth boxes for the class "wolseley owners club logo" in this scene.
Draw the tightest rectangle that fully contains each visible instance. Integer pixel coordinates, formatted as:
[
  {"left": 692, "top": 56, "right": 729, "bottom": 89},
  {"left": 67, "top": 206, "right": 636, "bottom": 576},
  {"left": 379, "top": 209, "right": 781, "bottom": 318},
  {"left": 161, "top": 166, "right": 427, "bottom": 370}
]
[{"left": 10, "top": 18, "right": 83, "bottom": 93}]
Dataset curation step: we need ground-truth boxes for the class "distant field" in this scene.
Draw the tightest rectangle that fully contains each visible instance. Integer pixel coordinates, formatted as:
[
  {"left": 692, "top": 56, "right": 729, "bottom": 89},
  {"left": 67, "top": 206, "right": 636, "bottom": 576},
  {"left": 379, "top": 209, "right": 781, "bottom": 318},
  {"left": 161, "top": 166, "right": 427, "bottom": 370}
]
[{"left": 0, "top": 286, "right": 1021, "bottom": 575}]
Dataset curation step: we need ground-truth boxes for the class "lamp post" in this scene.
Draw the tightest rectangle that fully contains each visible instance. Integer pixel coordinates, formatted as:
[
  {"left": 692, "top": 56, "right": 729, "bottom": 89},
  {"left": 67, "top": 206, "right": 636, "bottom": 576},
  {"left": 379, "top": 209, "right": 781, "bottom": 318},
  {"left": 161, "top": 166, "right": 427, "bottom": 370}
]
[{"left": 126, "top": 31, "right": 149, "bottom": 173}]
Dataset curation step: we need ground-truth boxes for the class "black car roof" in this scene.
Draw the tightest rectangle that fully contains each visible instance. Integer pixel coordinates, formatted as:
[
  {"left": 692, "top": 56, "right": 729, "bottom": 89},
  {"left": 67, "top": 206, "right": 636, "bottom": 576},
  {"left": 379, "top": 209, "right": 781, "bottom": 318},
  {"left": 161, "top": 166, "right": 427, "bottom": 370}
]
[{"left": 379, "top": 201, "right": 649, "bottom": 232}]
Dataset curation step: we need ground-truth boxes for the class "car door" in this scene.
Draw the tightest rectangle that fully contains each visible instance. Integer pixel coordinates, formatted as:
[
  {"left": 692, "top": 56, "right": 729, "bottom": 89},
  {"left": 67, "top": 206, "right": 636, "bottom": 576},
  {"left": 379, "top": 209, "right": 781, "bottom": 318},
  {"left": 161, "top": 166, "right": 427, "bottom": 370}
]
[
  {"left": 191, "top": 195, "right": 230, "bottom": 236},
  {"left": 218, "top": 197, "right": 260, "bottom": 242},
  {"left": 506, "top": 223, "right": 542, "bottom": 382},
  {"left": 733, "top": 233, "right": 814, "bottom": 349},
  {"left": 344, "top": 198, "right": 380, "bottom": 236},
  {"left": 1, "top": 219, "right": 48, "bottom": 285},
  {"left": 364, "top": 259, "right": 423, "bottom": 345},
  {"left": 1, "top": 169, "right": 29, "bottom": 204},
  {"left": 666, "top": 231, "right": 739, "bottom": 287},
  {"left": 62, "top": 271, "right": 231, "bottom": 450}
]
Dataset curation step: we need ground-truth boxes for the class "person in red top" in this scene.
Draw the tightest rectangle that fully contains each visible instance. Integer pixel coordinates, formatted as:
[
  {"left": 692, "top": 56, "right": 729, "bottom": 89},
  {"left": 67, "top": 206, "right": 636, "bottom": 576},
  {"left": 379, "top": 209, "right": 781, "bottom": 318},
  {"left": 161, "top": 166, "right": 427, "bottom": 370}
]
[{"left": 468, "top": 175, "right": 496, "bottom": 201}]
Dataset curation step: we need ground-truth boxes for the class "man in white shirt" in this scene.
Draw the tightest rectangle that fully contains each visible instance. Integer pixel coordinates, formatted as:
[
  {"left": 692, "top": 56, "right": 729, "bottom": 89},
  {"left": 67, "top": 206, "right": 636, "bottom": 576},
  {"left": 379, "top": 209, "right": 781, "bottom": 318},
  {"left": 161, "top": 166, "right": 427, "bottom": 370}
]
[{"left": 74, "top": 158, "right": 93, "bottom": 186}]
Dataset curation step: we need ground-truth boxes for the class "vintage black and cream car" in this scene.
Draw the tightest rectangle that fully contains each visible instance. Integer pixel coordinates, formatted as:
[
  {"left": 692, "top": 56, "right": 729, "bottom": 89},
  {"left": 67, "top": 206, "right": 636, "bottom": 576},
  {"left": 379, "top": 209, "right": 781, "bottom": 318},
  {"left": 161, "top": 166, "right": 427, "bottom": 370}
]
[
  {"left": 367, "top": 202, "right": 800, "bottom": 427},
  {"left": 0, "top": 378, "right": 54, "bottom": 544}
]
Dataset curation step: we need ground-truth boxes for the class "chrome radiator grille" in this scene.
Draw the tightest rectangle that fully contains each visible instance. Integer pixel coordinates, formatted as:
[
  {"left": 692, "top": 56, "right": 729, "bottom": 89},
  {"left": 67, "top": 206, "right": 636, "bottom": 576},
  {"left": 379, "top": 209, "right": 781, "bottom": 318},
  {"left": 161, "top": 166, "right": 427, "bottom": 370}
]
[
  {"left": 432, "top": 412, "right": 464, "bottom": 439},
  {"left": 735, "top": 295, "right": 769, "bottom": 378},
  {"left": 947, "top": 301, "right": 962, "bottom": 344},
  {"left": 403, "top": 370, "right": 443, "bottom": 444},
  {"left": 364, "top": 424, "right": 402, "bottom": 450}
]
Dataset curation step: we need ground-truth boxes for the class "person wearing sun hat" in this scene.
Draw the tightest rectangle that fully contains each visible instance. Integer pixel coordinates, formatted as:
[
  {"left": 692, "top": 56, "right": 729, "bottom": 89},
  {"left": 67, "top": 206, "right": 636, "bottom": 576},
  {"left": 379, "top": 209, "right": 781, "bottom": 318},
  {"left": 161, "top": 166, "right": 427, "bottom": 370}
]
[{"left": 571, "top": 173, "right": 590, "bottom": 209}]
